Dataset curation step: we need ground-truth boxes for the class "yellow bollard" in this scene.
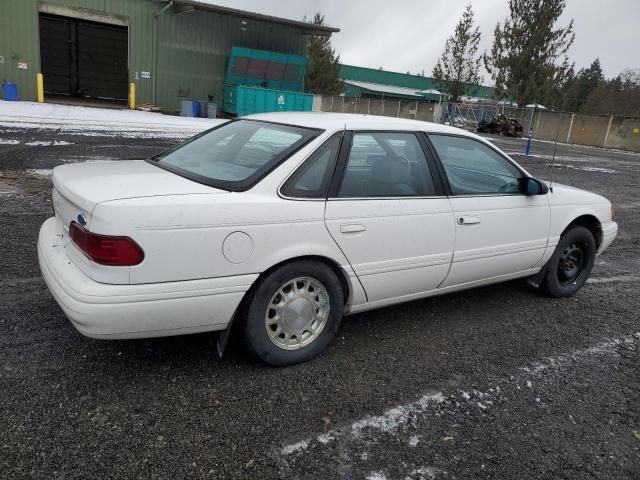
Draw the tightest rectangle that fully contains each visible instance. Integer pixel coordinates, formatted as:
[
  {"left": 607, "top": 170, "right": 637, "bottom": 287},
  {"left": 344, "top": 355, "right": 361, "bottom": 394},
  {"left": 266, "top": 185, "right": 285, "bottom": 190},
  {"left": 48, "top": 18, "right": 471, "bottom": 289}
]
[
  {"left": 36, "top": 73, "right": 44, "bottom": 103},
  {"left": 129, "top": 82, "right": 136, "bottom": 110}
]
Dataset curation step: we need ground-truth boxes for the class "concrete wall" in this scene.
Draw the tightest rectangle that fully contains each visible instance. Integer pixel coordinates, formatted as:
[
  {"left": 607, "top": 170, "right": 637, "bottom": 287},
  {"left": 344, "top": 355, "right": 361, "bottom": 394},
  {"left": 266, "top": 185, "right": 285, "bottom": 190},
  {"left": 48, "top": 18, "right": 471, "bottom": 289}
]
[
  {"left": 531, "top": 111, "right": 640, "bottom": 152},
  {"left": 604, "top": 117, "right": 640, "bottom": 151},
  {"left": 317, "top": 95, "right": 438, "bottom": 122},
  {"left": 314, "top": 95, "right": 640, "bottom": 152}
]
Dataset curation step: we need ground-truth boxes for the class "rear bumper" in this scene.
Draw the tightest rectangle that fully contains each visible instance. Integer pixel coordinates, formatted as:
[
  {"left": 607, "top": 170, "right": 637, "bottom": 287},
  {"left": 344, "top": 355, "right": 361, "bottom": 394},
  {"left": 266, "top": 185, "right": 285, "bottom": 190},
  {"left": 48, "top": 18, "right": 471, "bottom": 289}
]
[
  {"left": 598, "top": 220, "right": 618, "bottom": 254},
  {"left": 38, "top": 217, "right": 257, "bottom": 339}
]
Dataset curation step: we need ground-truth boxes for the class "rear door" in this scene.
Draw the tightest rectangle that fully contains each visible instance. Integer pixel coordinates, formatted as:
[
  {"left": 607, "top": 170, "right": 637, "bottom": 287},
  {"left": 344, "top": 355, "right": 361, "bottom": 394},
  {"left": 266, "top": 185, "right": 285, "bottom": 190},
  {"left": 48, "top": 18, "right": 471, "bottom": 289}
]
[
  {"left": 324, "top": 131, "right": 455, "bottom": 304},
  {"left": 427, "top": 134, "right": 550, "bottom": 287}
]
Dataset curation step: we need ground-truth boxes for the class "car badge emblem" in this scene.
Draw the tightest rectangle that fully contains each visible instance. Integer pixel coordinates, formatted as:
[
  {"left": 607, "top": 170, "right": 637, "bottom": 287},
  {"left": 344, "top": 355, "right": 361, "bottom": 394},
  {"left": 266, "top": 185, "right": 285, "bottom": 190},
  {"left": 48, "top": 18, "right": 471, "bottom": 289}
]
[{"left": 77, "top": 214, "right": 87, "bottom": 226}]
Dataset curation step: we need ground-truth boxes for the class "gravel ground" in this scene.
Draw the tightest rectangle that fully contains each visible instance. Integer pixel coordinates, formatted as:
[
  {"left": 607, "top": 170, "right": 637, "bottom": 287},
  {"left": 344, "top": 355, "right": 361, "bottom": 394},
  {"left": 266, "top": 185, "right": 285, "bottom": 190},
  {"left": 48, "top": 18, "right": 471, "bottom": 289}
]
[{"left": 1, "top": 119, "right": 639, "bottom": 480}]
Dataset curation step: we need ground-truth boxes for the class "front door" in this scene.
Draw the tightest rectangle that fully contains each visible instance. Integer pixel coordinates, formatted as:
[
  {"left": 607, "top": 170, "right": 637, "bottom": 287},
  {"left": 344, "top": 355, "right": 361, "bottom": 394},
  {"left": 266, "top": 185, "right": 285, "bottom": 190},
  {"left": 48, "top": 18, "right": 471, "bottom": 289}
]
[
  {"left": 324, "top": 131, "right": 455, "bottom": 304},
  {"left": 427, "top": 134, "right": 550, "bottom": 287}
]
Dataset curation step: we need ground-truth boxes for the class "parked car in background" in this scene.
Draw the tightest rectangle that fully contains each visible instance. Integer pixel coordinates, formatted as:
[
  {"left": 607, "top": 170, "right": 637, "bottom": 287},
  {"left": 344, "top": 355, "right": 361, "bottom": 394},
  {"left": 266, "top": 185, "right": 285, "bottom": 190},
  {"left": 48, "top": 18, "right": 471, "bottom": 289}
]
[{"left": 38, "top": 113, "right": 618, "bottom": 365}]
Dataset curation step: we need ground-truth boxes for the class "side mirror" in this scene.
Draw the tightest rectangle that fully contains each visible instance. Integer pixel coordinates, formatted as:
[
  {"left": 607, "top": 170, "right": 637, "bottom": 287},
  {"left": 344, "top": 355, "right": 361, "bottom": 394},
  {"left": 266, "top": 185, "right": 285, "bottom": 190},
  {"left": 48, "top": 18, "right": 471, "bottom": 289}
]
[{"left": 521, "top": 177, "right": 549, "bottom": 196}]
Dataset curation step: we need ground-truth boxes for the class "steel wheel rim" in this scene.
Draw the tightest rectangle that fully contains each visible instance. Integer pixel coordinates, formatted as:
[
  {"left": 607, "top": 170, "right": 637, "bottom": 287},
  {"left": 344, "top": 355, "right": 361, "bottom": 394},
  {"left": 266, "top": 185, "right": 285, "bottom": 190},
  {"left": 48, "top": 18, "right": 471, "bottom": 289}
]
[
  {"left": 265, "top": 276, "right": 330, "bottom": 351},
  {"left": 558, "top": 242, "right": 586, "bottom": 286}
]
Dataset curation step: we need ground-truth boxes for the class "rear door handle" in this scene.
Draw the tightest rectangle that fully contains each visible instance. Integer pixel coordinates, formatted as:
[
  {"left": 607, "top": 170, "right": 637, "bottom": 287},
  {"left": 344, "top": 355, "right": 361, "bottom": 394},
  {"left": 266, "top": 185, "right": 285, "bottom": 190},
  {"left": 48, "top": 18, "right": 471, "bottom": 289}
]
[
  {"left": 458, "top": 216, "right": 480, "bottom": 225},
  {"left": 340, "top": 223, "right": 366, "bottom": 233}
]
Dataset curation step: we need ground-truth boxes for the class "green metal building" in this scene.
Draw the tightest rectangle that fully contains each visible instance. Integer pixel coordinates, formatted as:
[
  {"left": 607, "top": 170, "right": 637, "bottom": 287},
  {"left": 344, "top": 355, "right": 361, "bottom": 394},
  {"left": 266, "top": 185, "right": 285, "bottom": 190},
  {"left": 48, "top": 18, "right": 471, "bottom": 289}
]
[
  {"left": 0, "top": 0, "right": 337, "bottom": 112},
  {"left": 340, "top": 64, "right": 496, "bottom": 102}
]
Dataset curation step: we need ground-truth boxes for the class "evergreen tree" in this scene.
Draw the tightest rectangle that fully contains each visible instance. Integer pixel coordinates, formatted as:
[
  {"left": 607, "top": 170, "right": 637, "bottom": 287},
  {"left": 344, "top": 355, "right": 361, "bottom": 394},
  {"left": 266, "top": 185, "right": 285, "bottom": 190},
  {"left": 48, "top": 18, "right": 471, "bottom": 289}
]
[
  {"left": 484, "top": 0, "right": 575, "bottom": 106},
  {"left": 432, "top": 5, "right": 482, "bottom": 102},
  {"left": 567, "top": 59, "right": 605, "bottom": 111},
  {"left": 582, "top": 69, "right": 640, "bottom": 115},
  {"left": 303, "top": 13, "right": 342, "bottom": 95}
]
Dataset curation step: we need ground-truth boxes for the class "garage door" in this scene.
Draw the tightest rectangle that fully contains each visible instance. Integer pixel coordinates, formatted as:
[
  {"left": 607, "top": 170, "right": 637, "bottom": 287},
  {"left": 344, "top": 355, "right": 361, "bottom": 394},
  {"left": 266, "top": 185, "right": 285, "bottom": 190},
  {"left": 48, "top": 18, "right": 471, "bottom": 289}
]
[{"left": 39, "top": 14, "right": 128, "bottom": 100}]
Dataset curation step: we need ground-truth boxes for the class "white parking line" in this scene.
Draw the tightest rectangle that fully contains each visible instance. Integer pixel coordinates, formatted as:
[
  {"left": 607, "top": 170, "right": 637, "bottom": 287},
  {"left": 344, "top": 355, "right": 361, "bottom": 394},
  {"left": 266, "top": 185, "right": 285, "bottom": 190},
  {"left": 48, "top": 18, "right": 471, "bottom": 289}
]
[
  {"left": 588, "top": 275, "right": 640, "bottom": 284},
  {"left": 279, "top": 332, "right": 640, "bottom": 460}
]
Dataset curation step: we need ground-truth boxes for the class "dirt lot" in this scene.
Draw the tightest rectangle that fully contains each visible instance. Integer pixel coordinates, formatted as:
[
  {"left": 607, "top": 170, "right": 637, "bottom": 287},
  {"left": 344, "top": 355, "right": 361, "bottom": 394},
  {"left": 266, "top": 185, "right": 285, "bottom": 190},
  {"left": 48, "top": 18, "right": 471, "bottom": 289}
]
[{"left": 1, "top": 113, "right": 639, "bottom": 479}]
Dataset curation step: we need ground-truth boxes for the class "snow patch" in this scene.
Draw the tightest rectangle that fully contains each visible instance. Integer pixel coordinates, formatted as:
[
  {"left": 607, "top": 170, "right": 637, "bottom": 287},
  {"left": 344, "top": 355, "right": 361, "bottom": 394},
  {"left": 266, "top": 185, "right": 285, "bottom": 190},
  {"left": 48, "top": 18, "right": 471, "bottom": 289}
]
[
  {"left": 0, "top": 100, "right": 225, "bottom": 138},
  {"left": 279, "top": 332, "right": 640, "bottom": 464},
  {"left": 351, "top": 392, "right": 446, "bottom": 439},
  {"left": 366, "top": 471, "right": 388, "bottom": 480},
  {"left": 0, "top": 139, "right": 19, "bottom": 145},
  {"left": 405, "top": 467, "right": 437, "bottom": 480},
  {"left": 588, "top": 275, "right": 640, "bottom": 284},
  {"left": 280, "top": 440, "right": 309, "bottom": 455},
  {"left": 26, "top": 169, "right": 53, "bottom": 177}
]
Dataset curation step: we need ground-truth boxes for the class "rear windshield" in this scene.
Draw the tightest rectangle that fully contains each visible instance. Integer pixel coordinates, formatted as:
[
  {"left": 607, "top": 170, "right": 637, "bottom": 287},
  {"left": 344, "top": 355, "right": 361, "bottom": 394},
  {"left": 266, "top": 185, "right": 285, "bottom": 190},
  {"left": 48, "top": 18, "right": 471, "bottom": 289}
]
[{"left": 151, "top": 120, "right": 320, "bottom": 191}]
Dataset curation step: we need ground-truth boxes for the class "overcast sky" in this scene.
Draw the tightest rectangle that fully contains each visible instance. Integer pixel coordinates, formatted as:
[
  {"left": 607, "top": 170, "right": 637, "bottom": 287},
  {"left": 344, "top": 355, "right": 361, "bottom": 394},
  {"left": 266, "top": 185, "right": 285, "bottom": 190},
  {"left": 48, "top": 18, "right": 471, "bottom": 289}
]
[{"left": 207, "top": 0, "right": 639, "bottom": 83}]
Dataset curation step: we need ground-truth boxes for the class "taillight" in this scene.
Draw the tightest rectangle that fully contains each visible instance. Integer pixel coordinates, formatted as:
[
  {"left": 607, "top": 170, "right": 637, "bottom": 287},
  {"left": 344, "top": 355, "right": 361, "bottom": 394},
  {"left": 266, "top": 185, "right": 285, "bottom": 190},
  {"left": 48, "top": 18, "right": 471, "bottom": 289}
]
[{"left": 69, "top": 222, "right": 144, "bottom": 266}]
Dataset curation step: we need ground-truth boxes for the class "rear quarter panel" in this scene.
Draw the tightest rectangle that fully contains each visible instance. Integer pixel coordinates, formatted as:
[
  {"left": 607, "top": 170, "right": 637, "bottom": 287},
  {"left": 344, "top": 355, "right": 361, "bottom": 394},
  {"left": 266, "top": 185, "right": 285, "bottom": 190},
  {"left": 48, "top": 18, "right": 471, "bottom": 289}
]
[{"left": 90, "top": 192, "right": 363, "bottom": 303}]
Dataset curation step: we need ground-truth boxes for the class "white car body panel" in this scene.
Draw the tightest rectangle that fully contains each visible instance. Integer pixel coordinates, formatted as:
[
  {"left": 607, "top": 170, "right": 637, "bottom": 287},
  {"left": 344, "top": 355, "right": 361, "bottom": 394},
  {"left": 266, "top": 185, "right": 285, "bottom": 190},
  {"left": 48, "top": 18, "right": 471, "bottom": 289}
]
[
  {"left": 37, "top": 112, "right": 618, "bottom": 340},
  {"left": 325, "top": 197, "right": 454, "bottom": 302},
  {"left": 441, "top": 194, "right": 550, "bottom": 287}
]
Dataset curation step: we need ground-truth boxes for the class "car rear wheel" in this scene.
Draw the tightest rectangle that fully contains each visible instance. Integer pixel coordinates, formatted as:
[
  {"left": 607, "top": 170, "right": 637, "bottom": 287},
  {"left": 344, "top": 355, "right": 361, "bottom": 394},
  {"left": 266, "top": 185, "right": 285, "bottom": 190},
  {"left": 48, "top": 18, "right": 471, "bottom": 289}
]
[
  {"left": 240, "top": 260, "right": 344, "bottom": 366},
  {"left": 541, "top": 226, "right": 596, "bottom": 297}
]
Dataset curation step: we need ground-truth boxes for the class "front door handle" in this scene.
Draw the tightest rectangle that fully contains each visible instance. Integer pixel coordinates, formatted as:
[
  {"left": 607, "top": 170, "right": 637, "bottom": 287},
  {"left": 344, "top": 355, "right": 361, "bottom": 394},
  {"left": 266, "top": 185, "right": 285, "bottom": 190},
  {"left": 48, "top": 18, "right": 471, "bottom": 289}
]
[
  {"left": 340, "top": 223, "right": 366, "bottom": 233},
  {"left": 458, "top": 215, "right": 480, "bottom": 225}
]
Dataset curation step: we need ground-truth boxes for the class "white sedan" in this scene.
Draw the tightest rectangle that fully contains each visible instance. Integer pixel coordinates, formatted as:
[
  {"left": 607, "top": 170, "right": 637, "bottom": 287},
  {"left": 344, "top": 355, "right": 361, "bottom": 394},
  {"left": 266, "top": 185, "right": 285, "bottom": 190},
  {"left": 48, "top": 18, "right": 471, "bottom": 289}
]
[{"left": 38, "top": 113, "right": 618, "bottom": 365}]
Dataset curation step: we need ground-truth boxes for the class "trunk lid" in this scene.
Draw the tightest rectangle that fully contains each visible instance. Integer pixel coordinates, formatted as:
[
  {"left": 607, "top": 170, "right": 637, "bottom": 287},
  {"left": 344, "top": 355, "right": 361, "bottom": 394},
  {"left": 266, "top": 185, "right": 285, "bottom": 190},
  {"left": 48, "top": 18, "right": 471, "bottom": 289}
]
[{"left": 52, "top": 160, "right": 226, "bottom": 231}]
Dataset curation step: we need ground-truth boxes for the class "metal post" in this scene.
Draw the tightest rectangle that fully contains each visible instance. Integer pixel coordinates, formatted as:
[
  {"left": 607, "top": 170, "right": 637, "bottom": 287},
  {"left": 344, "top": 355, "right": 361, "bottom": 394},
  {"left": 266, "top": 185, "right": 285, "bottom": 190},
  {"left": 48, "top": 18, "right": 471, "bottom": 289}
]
[
  {"left": 36, "top": 73, "right": 44, "bottom": 103},
  {"left": 397, "top": 100, "right": 401, "bottom": 117},
  {"left": 603, "top": 115, "right": 614, "bottom": 147},
  {"left": 129, "top": 82, "right": 136, "bottom": 110},
  {"left": 566, "top": 113, "right": 575, "bottom": 143},
  {"left": 525, "top": 127, "right": 533, "bottom": 157},
  {"left": 368, "top": 97, "right": 371, "bottom": 115}
]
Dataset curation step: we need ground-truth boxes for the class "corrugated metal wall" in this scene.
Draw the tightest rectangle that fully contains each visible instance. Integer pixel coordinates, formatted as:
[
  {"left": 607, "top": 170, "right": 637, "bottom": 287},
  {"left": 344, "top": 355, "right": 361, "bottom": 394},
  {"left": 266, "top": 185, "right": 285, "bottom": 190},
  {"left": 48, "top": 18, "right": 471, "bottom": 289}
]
[
  {"left": 0, "top": 0, "right": 40, "bottom": 101},
  {"left": 156, "top": 10, "right": 306, "bottom": 113},
  {"left": 340, "top": 64, "right": 497, "bottom": 99},
  {"left": 0, "top": 0, "right": 307, "bottom": 112}
]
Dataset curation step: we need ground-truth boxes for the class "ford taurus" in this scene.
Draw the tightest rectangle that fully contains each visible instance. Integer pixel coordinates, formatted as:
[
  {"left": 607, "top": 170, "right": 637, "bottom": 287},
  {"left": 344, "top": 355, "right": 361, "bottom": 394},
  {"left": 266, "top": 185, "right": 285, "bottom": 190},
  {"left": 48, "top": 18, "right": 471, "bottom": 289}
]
[{"left": 38, "top": 113, "right": 618, "bottom": 365}]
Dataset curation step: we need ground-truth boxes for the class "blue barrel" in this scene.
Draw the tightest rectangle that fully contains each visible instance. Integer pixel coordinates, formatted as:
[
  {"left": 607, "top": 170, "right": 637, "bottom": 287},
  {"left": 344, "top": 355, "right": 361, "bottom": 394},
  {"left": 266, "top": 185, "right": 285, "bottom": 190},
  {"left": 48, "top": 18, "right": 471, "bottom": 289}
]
[
  {"left": 2, "top": 81, "right": 18, "bottom": 101},
  {"left": 191, "top": 100, "right": 200, "bottom": 117}
]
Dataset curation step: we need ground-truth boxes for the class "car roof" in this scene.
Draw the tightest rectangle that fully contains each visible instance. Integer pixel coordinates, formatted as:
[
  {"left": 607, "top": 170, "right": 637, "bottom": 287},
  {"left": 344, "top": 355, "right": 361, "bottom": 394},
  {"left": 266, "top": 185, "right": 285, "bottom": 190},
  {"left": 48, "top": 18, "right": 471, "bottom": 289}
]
[{"left": 244, "top": 111, "right": 478, "bottom": 137}]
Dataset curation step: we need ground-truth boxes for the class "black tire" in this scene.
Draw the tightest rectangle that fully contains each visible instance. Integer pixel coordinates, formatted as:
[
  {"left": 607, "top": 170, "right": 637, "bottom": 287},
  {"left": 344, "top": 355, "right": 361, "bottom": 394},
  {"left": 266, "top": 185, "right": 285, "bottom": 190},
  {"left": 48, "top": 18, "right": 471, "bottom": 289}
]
[
  {"left": 239, "top": 260, "right": 345, "bottom": 366},
  {"left": 541, "top": 226, "right": 596, "bottom": 297}
]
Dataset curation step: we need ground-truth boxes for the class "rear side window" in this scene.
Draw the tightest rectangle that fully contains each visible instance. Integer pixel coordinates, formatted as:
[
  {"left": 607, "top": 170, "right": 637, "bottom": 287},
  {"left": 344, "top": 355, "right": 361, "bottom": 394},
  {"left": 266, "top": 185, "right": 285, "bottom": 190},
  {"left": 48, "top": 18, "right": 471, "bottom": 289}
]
[
  {"left": 281, "top": 135, "right": 342, "bottom": 198},
  {"left": 153, "top": 120, "right": 319, "bottom": 191},
  {"left": 429, "top": 135, "right": 522, "bottom": 195},
  {"left": 338, "top": 132, "right": 436, "bottom": 197}
]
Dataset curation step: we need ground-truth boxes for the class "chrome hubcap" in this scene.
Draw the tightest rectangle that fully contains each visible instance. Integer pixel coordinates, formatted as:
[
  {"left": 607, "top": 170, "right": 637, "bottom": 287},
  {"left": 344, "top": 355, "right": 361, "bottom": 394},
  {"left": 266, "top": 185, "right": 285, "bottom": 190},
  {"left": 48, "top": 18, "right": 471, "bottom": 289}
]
[{"left": 265, "top": 277, "right": 330, "bottom": 350}]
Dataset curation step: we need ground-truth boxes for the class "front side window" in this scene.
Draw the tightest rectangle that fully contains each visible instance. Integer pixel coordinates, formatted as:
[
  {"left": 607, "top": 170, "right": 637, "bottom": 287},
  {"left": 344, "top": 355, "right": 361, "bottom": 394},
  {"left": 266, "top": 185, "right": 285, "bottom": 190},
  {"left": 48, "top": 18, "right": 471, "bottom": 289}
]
[
  {"left": 153, "top": 120, "right": 318, "bottom": 190},
  {"left": 338, "top": 132, "right": 436, "bottom": 197},
  {"left": 429, "top": 135, "right": 522, "bottom": 195}
]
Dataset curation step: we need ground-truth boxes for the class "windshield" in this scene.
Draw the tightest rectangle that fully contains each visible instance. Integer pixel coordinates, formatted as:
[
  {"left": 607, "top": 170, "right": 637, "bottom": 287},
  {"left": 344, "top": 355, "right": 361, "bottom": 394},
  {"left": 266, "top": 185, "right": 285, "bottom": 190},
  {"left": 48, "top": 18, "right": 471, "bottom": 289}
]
[{"left": 152, "top": 120, "right": 320, "bottom": 191}]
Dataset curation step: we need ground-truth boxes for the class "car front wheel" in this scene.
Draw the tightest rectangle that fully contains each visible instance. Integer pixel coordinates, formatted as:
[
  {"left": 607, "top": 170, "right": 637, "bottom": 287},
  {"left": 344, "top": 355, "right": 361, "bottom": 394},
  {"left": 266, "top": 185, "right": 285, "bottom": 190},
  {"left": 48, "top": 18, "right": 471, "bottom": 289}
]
[
  {"left": 541, "top": 226, "right": 596, "bottom": 297},
  {"left": 240, "top": 260, "right": 344, "bottom": 366}
]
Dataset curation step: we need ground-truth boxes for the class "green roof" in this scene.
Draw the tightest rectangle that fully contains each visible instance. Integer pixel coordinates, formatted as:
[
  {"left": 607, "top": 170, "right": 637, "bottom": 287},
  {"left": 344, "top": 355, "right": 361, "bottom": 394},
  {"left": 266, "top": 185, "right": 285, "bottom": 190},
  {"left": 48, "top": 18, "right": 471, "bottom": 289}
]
[{"left": 340, "top": 64, "right": 496, "bottom": 99}]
